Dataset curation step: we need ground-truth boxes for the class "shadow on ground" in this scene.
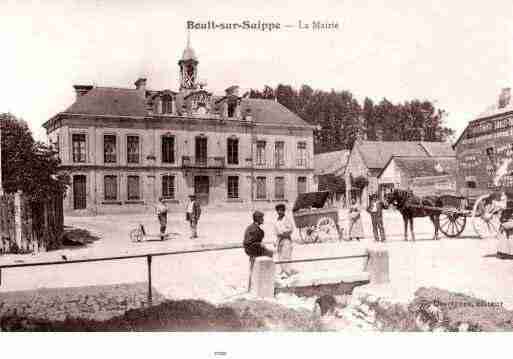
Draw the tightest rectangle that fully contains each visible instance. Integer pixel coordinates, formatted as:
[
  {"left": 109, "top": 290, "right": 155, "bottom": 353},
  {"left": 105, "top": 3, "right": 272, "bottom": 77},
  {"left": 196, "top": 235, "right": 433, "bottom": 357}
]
[{"left": 59, "top": 226, "right": 101, "bottom": 249}]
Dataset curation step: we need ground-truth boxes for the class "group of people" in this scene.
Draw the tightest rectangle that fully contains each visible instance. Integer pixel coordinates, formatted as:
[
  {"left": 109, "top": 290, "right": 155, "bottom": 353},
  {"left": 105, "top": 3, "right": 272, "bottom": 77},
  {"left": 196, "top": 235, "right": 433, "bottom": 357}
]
[
  {"left": 243, "top": 204, "right": 298, "bottom": 280},
  {"left": 347, "top": 193, "right": 388, "bottom": 242},
  {"left": 152, "top": 194, "right": 202, "bottom": 240}
]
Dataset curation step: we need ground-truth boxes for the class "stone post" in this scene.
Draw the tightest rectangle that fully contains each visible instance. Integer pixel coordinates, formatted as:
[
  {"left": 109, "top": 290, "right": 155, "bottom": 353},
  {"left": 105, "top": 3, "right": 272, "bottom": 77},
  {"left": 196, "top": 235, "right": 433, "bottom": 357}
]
[
  {"left": 364, "top": 248, "right": 390, "bottom": 284},
  {"left": 251, "top": 257, "right": 275, "bottom": 298}
]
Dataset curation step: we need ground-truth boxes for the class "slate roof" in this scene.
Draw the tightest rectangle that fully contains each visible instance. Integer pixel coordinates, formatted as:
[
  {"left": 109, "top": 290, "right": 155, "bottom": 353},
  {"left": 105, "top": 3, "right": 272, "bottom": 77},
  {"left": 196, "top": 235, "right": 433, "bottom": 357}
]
[
  {"left": 240, "top": 98, "right": 311, "bottom": 127},
  {"left": 58, "top": 87, "right": 311, "bottom": 127},
  {"left": 314, "top": 150, "right": 350, "bottom": 176},
  {"left": 354, "top": 140, "right": 455, "bottom": 170},
  {"left": 63, "top": 87, "right": 148, "bottom": 117},
  {"left": 419, "top": 141, "right": 456, "bottom": 157},
  {"left": 355, "top": 141, "right": 429, "bottom": 169},
  {"left": 390, "top": 157, "right": 457, "bottom": 178}
]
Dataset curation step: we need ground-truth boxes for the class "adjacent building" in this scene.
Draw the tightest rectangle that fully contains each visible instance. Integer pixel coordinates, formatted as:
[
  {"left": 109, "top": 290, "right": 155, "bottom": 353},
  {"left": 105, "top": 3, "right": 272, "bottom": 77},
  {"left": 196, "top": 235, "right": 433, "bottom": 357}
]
[
  {"left": 377, "top": 156, "right": 457, "bottom": 197},
  {"left": 344, "top": 140, "right": 455, "bottom": 206},
  {"left": 454, "top": 87, "right": 513, "bottom": 197},
  {"left": 43, "top": 40, "right": 315, "bottom": 214},
  {"left": 313, "top": 150, "right": 349, "bottom": 205}
]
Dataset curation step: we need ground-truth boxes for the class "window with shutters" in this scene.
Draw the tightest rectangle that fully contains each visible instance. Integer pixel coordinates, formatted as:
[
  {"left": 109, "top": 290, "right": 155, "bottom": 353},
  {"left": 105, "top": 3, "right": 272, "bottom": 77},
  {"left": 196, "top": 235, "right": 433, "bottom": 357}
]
[
  {"left": 274, "top": 141, "right": 285, "bottom": 168},
  {"left": 227, "top": 176, "right": 239, "bottom": 199},
  {"left": 72, "top": 133, "right": 86, "bottom": 163},
  {"left": 256, "top": 141, "right": 266, "bottom": 166},
  {"left": 127, "top": 136, "right": 140, "bottom": 164},
  {"left": 162, "top": 175, "right": 175, "bottom": 199},
  {"left": 297, "top": 142, "right": 307, "bottom": 167},
  {"left": 256, "top": 176, "right": 266, "bottom": 199},
  {"left": 227, "top": 138, "right": 239, "bottom": 165},
  {"left": 275, "top": 177, "right": 285, "bottom": 199},
  {"left": 127, "top": 175, "right": 140, "bottom": 200},
  {"left": 162, "top": 136, "right": 175, "bottom": 163},
  {"left": 104, "top": 135, "right": 116, "bottom": 163},
  {"left": 104, "top": 175, "right": 117, "bottom": 200}
]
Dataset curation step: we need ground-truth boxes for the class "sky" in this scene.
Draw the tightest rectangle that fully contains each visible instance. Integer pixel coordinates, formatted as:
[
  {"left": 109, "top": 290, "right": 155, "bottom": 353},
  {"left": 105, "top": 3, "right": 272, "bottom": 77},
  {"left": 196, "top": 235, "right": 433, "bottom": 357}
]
[{"left": 1, "top": 0, "right": 512, "bottom": 142}]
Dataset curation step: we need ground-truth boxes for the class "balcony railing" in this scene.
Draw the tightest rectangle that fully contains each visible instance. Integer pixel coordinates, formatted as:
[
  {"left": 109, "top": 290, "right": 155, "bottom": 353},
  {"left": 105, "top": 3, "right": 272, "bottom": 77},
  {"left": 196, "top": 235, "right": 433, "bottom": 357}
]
[{"left": 182, "top": 156, "right": 225, "bottom": 169}]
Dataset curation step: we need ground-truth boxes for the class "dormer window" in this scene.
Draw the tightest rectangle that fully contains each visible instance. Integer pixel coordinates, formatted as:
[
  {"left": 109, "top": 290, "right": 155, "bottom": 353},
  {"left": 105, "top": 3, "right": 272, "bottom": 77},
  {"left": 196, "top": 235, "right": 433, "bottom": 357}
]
[
  {"left": 227, "top": 102, "right": 236, "bottom": 117},
  {"left": 162, "top": 96, "right": 174, "bottom": 114}
]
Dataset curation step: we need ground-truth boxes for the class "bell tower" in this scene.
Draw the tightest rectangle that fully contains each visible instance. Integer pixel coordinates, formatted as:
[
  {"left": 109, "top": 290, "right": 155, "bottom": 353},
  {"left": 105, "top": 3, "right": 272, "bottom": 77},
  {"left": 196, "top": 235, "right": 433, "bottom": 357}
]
[{"left": 178, "top": 32, "right": 198, "bottom": 93}]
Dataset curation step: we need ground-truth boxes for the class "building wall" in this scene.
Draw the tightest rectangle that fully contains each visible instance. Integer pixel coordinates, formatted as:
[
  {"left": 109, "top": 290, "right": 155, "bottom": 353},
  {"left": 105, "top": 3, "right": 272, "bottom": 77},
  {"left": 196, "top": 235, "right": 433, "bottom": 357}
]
[
  {"left": 345, "top": 145, "right": 370, "bottom": 206},
  {"left": 378, "top": 160, "right": 402, "bottom": 187},
  {"left": 455, "top": 116, "right": 513, "bottom": 197},
  {"left": 53, "top": 117, "right": 314, "bottom": 213}
]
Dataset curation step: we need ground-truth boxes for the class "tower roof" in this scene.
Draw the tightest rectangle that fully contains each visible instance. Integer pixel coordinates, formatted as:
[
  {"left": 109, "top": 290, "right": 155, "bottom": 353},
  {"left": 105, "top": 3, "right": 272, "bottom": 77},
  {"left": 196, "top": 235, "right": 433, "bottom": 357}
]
[{"left": 181, "top": 31, "right": 197, "bottom": 61}]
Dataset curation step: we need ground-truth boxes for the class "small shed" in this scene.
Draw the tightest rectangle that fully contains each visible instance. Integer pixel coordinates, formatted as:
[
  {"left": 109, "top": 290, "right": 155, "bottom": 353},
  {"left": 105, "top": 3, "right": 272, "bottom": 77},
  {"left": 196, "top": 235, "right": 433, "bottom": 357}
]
[{"left": 378, "top": 156, "right": 457, "bottom": 197}]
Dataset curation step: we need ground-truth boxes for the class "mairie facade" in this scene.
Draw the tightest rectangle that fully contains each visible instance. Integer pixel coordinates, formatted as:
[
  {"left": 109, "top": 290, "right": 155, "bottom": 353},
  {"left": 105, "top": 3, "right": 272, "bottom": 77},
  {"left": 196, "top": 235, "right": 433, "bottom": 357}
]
[{"left": 43, "top": 41, "right": 315, "bottom": 214}]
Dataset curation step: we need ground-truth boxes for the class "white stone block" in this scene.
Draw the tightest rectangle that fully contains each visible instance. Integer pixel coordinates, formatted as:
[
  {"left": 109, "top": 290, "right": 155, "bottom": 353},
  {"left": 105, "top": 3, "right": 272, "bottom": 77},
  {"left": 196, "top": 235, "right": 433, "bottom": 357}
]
[{"left": 251, "top": 257, "right": 275, "bottom": 298}]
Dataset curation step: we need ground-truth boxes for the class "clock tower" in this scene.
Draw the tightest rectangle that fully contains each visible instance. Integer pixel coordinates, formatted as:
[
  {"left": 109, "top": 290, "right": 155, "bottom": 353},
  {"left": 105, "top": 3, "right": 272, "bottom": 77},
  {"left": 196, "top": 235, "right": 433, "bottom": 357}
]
[{"left": 178, "top": 33, "right": 198, "bottom": 93}]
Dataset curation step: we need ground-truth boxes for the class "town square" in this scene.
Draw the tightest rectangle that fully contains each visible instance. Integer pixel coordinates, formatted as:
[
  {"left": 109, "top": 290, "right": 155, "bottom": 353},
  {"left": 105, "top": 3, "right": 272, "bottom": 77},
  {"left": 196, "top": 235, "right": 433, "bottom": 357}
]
[{"left": 1, "top": 2, "right": 513, "bottom": 356}]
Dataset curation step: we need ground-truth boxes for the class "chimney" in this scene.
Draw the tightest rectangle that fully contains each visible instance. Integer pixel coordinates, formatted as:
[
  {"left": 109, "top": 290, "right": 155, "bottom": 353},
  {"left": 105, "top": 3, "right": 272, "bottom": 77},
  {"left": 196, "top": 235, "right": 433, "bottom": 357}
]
[
  {"left": 225, "top": 85, "right": 240, "bottom": 97},
  {"left": 498, "top": 87, "right": 511, "bottom": 109},
  {"left": 73, "top": 85, "right": 93, "bottom": 99},
  {"left": 135, "top": 78, "right": 147, "bottom": 97}
]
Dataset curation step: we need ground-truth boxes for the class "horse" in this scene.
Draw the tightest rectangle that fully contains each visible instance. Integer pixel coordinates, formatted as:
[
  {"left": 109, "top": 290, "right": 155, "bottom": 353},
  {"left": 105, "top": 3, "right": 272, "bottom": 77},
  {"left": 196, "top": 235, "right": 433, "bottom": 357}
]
[{"left": 384, "top": 189, "right": 443, "bottom": 241}]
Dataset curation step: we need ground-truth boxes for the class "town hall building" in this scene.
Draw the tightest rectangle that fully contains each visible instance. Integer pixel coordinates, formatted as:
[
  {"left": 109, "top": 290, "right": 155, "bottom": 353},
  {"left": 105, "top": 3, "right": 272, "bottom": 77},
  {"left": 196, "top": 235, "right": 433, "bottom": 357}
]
[{"left": 43, "top": 39, "right": 315, "bottom": 214}]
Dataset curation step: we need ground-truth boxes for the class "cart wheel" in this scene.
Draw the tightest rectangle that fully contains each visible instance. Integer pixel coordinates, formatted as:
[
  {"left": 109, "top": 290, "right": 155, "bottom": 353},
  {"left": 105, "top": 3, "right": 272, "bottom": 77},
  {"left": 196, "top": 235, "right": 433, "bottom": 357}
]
[
  {"left": 439, "top": 213, "right": 466, "bottom": 238},
  {"left": 130, "top": 228, "right": 143, "bottom": 242},
  {"left": 300, "top": 226, "right": 319, "bottom": 244},
  {"left": 316, "top": 216, "right": 337, "bottom": 242},
  {"left": 471, "top": 194, "right": 502, "bottom": 239}
]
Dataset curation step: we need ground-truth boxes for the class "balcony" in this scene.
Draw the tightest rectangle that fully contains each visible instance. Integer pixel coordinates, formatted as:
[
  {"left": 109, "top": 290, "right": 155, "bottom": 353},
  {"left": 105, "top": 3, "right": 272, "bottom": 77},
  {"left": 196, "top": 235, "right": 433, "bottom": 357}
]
[{"left": 182, "top": 156, "right": 225, "bottom": 169}]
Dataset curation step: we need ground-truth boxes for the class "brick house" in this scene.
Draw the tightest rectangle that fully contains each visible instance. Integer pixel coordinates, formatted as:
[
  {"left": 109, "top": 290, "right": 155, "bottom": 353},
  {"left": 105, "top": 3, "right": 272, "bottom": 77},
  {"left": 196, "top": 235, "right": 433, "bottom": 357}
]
[
  {"left": 453, "top": 87, "right": 513, "bottom": 197},
  {"left": 43, "top": 40, "right": 315, "bottom": 214}
]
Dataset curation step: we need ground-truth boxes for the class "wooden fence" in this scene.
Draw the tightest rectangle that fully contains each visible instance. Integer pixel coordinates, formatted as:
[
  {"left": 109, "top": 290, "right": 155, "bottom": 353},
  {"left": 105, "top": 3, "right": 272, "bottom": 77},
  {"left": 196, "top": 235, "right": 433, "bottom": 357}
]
[{"left": 0, "top": 191, "right": 63, "bottom": 254}]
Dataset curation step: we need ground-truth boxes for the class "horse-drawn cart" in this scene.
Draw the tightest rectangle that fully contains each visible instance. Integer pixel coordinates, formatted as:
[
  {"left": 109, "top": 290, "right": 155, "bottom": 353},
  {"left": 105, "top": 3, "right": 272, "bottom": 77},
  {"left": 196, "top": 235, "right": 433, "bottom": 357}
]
[
  {"left": 385, "top": 189, "right": 513, "bottom": 240},
  {"left": 292, "top": 191, "right": 343, "bottom": 244}
]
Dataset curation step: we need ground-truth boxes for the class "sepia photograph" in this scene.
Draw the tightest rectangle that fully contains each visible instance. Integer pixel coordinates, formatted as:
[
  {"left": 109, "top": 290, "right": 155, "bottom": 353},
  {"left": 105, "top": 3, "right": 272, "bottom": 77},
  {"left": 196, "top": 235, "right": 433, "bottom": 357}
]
[{"left": 1, "top": 0, "right": 513, "bottom": 356}]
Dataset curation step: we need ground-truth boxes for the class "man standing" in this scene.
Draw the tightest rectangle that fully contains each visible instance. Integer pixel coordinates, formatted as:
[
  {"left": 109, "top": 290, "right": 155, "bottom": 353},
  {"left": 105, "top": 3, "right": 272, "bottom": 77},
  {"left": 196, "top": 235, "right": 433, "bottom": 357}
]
[
  {"left": 274, "top": 204, "right": 297, "bottom": 278},
  {"left": 155, "top": 197, "right": 168, "bottom": 240},
  {"left": 367, "top": 193, "right": 387, "bottom": 242},
  {"left": 186, "top": 194, "right": 201, "bottom": 238},
  {"left": 243, "top": 211, "right": 273, "bottom": 292}
]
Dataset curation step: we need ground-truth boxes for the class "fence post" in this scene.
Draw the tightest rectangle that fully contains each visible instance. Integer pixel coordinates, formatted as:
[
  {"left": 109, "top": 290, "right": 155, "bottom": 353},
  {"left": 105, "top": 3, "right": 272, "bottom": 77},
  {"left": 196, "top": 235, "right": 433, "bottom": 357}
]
[
  {"left": 364, "top": 248, "right": 390, "bottom": 284},
  {"left": 147, "top": 255, "right": 153, "bottom": 306}
]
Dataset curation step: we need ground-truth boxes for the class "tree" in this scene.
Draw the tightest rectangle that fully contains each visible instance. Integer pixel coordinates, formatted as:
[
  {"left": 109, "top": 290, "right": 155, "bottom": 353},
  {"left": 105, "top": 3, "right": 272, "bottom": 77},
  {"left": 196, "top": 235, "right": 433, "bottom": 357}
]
[{"left": 1, "top": 113, "right": 69, "bottom": 201}]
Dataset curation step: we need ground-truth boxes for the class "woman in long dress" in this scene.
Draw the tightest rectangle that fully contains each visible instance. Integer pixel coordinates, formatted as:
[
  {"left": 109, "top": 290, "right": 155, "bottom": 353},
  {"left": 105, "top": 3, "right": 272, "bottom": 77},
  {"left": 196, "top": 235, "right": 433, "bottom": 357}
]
[{"left": 348, "top": 198, "right": 364, "bottom": 241}]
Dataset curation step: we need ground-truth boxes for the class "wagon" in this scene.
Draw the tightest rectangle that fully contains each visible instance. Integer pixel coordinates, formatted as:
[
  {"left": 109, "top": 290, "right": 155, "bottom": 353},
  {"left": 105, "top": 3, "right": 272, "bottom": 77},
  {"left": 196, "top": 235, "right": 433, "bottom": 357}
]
[
  {"left": 470, "top": 191, "right": 513, "bottom": 240},
  {"left": 292, "top": 191, "right": 343, "bottom": 243},
  {"left": 403, "top": 191, "right": 513, "bottom": 239}
]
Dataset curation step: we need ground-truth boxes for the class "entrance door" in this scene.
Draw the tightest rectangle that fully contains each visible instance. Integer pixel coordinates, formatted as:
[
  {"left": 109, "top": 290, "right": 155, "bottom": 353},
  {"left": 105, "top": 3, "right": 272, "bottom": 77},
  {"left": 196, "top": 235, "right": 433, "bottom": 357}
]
[
  {"left": 73, "top": 175, "right": 87, "bottom": 210},
  {"left": 194, "top": 175, "right": 209, "bottom": 205}
]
